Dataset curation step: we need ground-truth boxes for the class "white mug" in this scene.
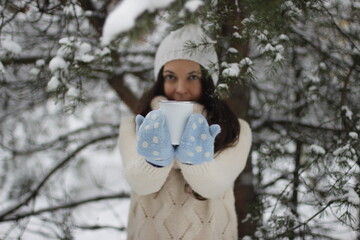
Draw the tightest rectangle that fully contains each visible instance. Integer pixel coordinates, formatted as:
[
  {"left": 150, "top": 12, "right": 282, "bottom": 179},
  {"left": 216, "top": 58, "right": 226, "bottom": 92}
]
[{"left": 159, "top": 100, "right": 194, "bottom": 145}]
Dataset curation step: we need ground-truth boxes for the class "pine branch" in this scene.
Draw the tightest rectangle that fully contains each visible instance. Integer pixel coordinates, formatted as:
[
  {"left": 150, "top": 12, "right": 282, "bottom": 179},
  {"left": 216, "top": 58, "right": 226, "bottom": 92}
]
[
  {"left": 1, "top": 56, "right": 51, "bottom": 65},
  {"left": 252, "top": 117, "right": 344, "bottom": 133},
  {"left": 290, "top": 26, "right": 354, "bottom": 69},
  {"left": 260, "top": 173, "right": 292, "bottom": 189},
  {"left": 78, "top": 0, "right": 106, "bottom": 34},
  {"left": 320, "top": 3, "right": 360, "bottom": 53},
  {"left": 290, "top": 199, "right": 338, "bottom": 232},
  {"left": 0, "top": 133, "right": 117, "bottom": 220},
  {"left": 107, "top": 73, "right": 139, "bottom": 113},
  {"left": 0, "top": 192, "right": 130, "bottom": 222},
  {"left": 75, "top": 223, "right": 126, "bottom": 231},
  {"left": 0, "top": 123, "right": 119, "bottom": 155}
]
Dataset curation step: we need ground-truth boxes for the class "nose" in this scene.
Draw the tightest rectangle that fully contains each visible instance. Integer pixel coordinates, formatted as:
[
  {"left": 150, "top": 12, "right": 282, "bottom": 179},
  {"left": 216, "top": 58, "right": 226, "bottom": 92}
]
[{"left": 175, "top": 79, "right": 188, "bottom": 94}]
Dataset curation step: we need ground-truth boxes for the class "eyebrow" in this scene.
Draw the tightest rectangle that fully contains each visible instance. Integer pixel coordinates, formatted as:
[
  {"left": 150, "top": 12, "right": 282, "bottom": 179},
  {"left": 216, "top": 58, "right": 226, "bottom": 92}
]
[
  {"left": 187, "top": 71, "right": 201, "bottom": 75},
  {"left": 163, "top": 70, "right": 201, "bottom": 75},
  {"left": 163, "top": 70, "right": 175, "bottom": 75}
]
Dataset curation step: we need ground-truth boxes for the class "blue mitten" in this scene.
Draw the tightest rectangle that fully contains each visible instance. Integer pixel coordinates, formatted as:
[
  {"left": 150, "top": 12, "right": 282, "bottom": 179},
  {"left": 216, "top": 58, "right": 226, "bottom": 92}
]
[
  {"left": 135, "top": 110, "right": 174, "bottom": 167},
  {"left": 175, "top": 114, "right": 221, "bottom": 165}
]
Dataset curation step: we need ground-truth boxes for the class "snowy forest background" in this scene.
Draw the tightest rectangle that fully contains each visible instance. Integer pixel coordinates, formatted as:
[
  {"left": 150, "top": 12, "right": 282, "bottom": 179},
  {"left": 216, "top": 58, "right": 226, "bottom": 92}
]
[{"left": 0, "top": 0, "right": 359, "bottom": 239}]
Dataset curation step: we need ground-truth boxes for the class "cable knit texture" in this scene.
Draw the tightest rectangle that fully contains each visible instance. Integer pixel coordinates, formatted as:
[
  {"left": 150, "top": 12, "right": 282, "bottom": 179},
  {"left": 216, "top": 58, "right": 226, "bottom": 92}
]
[{"left": 118, "top": 99, "right": 252, "bottom": 240}]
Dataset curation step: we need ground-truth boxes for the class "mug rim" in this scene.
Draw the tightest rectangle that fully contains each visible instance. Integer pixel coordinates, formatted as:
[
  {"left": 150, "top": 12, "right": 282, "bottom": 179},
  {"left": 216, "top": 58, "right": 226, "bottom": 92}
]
[{"left": 159, "top": 100, "right": 194, "bottom": 104}]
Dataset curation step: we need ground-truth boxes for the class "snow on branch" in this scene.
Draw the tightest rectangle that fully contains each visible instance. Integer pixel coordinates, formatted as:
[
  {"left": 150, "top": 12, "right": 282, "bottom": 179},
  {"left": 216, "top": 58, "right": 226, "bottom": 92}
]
[
  {"left": 1, "top": 123, "right": 119, "bottom": 155},
  {"left": 101, "top": 0, "right": 176, "bottom": 45},
  {"left": 0, "top": 133, "right": 117, "bottom": 221},
  {"left": 0, "top": 192, "right": 129, "bottom": 222}
]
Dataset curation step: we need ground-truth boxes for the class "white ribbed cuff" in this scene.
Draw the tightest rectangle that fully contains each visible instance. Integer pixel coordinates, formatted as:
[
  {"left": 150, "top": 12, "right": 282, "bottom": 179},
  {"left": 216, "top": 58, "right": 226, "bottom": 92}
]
[
  {"left": 132, "top": 157, "right": 173, "bottom": 177},
  {"left": 177, "top": 160, "right": 213, "bottom": 175}
]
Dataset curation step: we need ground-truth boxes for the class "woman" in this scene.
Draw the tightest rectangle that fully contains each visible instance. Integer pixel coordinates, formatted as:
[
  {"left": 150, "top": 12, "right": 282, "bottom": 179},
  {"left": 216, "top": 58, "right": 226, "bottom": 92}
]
[{"left": 119, "top": 24, "right": 252, "bottom": 240}]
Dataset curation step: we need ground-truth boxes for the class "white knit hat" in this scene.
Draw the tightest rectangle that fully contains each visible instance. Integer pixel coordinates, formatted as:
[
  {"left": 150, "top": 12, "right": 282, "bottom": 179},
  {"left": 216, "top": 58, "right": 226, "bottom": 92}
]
[{"left": 154, "top": 25, "right": 219, "bottom": 85}]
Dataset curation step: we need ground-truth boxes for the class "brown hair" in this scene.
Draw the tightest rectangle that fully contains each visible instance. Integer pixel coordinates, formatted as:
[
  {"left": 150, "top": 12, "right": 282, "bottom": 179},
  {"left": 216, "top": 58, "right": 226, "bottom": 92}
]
[{"left": 136, "top": 67, "right": 240, "bottom": 153}]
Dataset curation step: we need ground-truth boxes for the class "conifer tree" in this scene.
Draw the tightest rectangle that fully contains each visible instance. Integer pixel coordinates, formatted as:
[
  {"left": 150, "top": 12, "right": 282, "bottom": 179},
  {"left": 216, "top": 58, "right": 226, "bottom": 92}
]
[{"left": 0, "top": 0, "right": 359, "bottom": 239}]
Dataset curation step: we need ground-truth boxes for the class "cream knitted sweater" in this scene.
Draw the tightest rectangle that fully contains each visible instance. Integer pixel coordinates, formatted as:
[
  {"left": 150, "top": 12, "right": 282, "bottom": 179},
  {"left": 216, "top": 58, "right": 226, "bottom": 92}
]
[{"left": 118, "top": 107, "right": 252, "bottom": 240}]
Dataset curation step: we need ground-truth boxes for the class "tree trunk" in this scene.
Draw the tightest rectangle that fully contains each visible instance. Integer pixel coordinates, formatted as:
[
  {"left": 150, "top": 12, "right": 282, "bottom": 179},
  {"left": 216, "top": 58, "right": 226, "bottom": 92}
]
[
  {"left": 107, "top": 74, "right": 138, "bottom": 113},
  {"left": 218, "top": 0, "right": 257, "bottom": 238},
  {"left": 358, "top": 172, "right": 360, "bottom": 240},
  {"left": 77, "top": 1, "right": 139, "bottom": 114},
  {"left": 228, "top": 83, "right": 257, "bottom": 238},
  {"left": 289, "top": 141, "right": 301, "bottom": 239}
]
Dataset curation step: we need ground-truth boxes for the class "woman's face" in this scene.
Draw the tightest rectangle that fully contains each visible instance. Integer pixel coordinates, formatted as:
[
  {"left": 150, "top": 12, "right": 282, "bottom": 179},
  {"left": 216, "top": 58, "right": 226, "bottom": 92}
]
[{"left": 163, "top": 60, "right": 202, "bottom": 101}]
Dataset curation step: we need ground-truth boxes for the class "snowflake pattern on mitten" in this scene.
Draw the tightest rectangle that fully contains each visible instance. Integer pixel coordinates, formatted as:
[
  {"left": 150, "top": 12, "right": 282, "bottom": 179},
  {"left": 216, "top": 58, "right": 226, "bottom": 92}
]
[
  {"left": 175, "top": 113, "right": 221, "bottom": 165},
  {"left": 136, "top": 110, "right": 174, "bottom": 167}
]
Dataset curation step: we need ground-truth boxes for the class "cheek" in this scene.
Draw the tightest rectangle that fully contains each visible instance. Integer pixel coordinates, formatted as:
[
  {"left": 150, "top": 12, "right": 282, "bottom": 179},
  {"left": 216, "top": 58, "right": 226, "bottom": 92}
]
[
  {"left": 163, "top": 83, "right": 173, "bottom": 97},
  {"left": 192, "top": 82, "right": 202, "bottom": 99}
]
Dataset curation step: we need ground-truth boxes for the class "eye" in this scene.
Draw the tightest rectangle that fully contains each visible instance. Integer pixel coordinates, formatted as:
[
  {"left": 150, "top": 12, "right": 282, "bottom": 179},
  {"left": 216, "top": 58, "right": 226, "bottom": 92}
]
[
  {"left": 164, "top": 74, "right": 176, "bottom": 81},
  {"left": 189, "top": 75, "right": 200, "bottom": 81}
]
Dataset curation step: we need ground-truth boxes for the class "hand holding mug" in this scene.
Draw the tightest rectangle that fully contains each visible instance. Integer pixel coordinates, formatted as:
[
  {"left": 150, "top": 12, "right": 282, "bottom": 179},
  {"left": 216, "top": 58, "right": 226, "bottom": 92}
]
[{"left": 135, "top": 110, "right": 174, "bottom": 167}]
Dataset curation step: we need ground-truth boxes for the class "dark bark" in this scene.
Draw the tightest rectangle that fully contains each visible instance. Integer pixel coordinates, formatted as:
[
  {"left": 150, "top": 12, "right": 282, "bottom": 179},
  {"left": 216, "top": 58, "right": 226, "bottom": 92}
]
[
  {"left": 78, "top": 0, "right": 106, "bottom": 35},
  {"left": 289, "top": 141, "right": 301, "bottom": 239},
  {"left": 77, "top": 0, "right": 139, "bottom": 113},
  {"left": 218, "top": 0, "right": 257, "bottom": 238},
  {"left": 229, "top": 84, "right": 256, "bottom": 238},
  {"left": 107, "top": 74, "right": 138, "bottom": 113}
]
